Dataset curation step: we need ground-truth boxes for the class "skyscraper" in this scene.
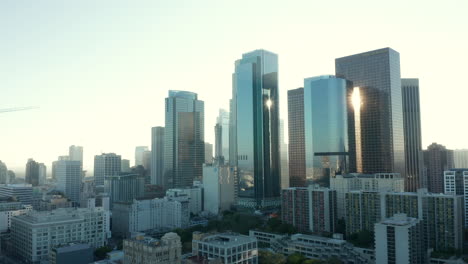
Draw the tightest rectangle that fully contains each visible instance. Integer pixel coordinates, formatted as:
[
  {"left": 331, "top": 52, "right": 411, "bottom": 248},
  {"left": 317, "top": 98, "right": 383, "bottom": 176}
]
[
  {"left": 94, "top": 153, "right": 121, "bottom": 186},
  {"left": 56, "top": 160, "right": 82, "bottom": 203},
  {"left": 454, "top": 149, "right": 468, "bottom": 168},
  {"left": 423, "top": 143, "right": 454, "bottom": 193},
  {"left": 401, "top": 79, "right": 423, "bottom": 192},
  {"left": 69, "top": 145, "right": 83, "bottom": 163},
  {"left": 444, "top": 169, "right": 468, "bottom": 227},
  {"left": 164, "top": 90, "right": 204, "bottom": 189},
  {"left": 214, "top": 109, "right": 230, "bottom": 162},
  {"left": 38, "top": 163, "right": 47, "bottom": 185},
  {"left": 335, "top": 48, "right": 406, "bottom": 177},
  {"left": 280, "top": 119, "right": 289, "bottom": 189},
  {"left": 135, "top": 146, "right": 149, "bottom": 167},
  {"left": 151, "top": 126, "right": 165, "bottom": 186},
  {"left": 303, "top": 76, "right": 352, "bottom": 184},
  {"left": 231, "top": 49, "right": 281, "bottom": 208},
  {"left": 0, "top": 161, "right": 8, "bottom": 184},
  {"left": 25, "top": 159, "right": 40, "bottom": 186},
  {"left": 288, "top": 87, "right": 306, "bottom": 187},
  {"left": 204, "top": 142, "right": 213, "bottom": 164}
]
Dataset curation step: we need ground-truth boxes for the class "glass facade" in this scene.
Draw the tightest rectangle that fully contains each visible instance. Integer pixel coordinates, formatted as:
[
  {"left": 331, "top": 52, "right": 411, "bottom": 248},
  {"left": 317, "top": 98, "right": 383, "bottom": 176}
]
[
  {"left": 335, "top": 48, "right": 406, "bottom": 177},
  {"left": 231, "top": 50, "right": 281, "bottom": 207},
  {"left": 164, "top": 90, "right": 204, "bottom": 189},
  {"left": 288, "top": 88, "right": 306, "bottom": 187},
  {"left": 401, "top": 78, "right": 423, "bottom": 191},
  {"left": 303, "top": 76, "right": 352, "bottom": 183},
  {"left": 151, "top": 126, "right": 165, "bottom": 186}
]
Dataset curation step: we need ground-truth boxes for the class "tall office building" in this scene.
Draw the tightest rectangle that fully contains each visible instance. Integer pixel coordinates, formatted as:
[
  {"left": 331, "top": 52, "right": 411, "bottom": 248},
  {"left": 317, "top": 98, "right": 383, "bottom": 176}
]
[
  {"left": 25, "top": 158, "right": 40, "bottom": 186},
  {"left": 204, "top": 142, "right": 213, "bottom": 164},
  {"left": 280, "top": 119, "right": 289, "bottom": 189},
  {"left": 56, "top": 160, "right": 82, "bottom": 204},
  {"left": 69, "top": 145, "right": 83, "bottom": 163},
  {"left": 444, "top": 169, "right": 468, "bottom": 227},
  {"left": 142, "top": 150, "right": 151, "bottom": 170},
  {"left": 288, "top": 88, "right": 306, "bottom": 187},
  {"left": 105, "top": 173, "right": 145, "bottom": 208},
  {"left": 203, "top": 164, "right": 238, "bottom": 215},
  {"left": 164, "top": 90, "right": 204, "bottom": 189},
  {"left": 423, "top": 143, "right": 454, "bottom": 193},
  {"left": 151, "top": 126, "right": 165, "bottom": 186},
  {"left": 401, "top": 78, "right": 423, "bottom": 192},
  {"left": 94, "top": 153, "right": 121, "bottom": 186},
  {"left": 0, "top": 161, "right": 8, "bottom": 184},
  {"left": 231, "top": 49, "right": 281, "bottom": 208},
  {"left": 454, "top": 149, "right": 468, "bottom": 168},
  {"left": 135, "top": 146, "right": 149, "bottom": 167},
  {"left": 52, "top": 156, "right": 69, "bottom": 180},
  {"left": 375, "top": 214, "right": 426, "bottom": 264},
  {"left": 214, "top": 109, "right": 230, "bottom": 162},
  {"left": 38, "top": 163, "right": 47, "bottom": 185},
  {"left": 121, "top": 159, "right": 131, "bottom": 173},
  {"left": 335, "top": 48, "right": 406, "bottom": 177},
  {"left": 304, "top": 76, "right": 352, "bottom": 184}
]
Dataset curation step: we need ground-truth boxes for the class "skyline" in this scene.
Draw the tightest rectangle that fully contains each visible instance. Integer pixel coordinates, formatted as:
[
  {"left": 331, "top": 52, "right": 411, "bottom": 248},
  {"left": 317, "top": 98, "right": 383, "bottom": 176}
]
[{"left": 2, "top": 0, "right": 468, "bottom": 173}]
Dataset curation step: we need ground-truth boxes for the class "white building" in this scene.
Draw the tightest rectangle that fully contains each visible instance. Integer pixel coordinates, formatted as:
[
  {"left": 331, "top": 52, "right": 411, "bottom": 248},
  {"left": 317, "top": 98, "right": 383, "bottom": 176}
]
[
  {"left": 11, "top": 207, "right": 111, "bottom": 263},
  {"left": 56, "top": 160, "right": 82, "bottom": 203},
  {"left": 375, "top": 214, "right": 426, "bottom": 264},
  {"left": 112, "top": 198, "right": 190, "bottom": 238},
  {"left": 444, "top": 169, "right": 468, "bottom": 227},
  {"left": 0, "top": 184, "right": 33, "bottom": 205},
  {"left": 203, "top": 165, "right": 237, "bottom": 215},
  {"left": 0, "top": 200, "right": 32, "bottom": 232},
  {"left": 330, "top": 173, "right": 404, "bottom": 218},
  {"left": 166, "top": 186, "right": 203, "bottom": 215},
  {"left": 192, "top": 232, "right": 258, "bottom": 264}
]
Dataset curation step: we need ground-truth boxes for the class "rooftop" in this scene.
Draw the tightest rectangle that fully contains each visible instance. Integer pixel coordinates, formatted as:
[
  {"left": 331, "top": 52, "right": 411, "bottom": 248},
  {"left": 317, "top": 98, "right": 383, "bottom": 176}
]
[
  {"left": 53, "top": 243, "right": 92, "bottom": 254},
  {"left": 197, "top": 233, "right": 256, "bottom": 247}
]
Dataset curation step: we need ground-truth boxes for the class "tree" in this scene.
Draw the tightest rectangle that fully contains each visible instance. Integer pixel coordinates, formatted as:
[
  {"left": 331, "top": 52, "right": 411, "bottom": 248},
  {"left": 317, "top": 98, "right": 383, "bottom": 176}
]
[
  {"left": 259, "top": 250, "right": 286, "bottom": 264},
  {"left": 287, "top": 253, "right": 306, "bottom": 264},
  {"left": 94, "top": 246, "right": 112, "bottom": 260},
  {"left": 347, "top": 230, "right": 374, "bottom": 248}
]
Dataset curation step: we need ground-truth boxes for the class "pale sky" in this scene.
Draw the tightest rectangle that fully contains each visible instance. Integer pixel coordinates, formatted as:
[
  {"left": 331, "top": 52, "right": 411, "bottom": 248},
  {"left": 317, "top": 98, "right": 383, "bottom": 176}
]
[{"left": 1, "top": 0, "right": 467, "bottom": 175}]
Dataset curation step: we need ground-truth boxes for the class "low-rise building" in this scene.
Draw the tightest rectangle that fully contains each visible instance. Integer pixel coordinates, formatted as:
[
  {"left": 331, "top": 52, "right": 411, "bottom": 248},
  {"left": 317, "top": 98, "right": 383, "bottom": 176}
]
[
  {"left": 0, "top": 199, "right": 32, "bottom": 232},
  {"left": 0, "top": 184, "right": 33, "bottom": 205},
  {"left": 123, "top": 232, "right": 182, "bottom": 264},
  {"left": 192, "top": 232, "right": 258, "bottom": 264},
  {"left": 49, "top": 243, "right": 94, "bottom": 264},
  {"left": 166, "top": 186, "right": 203, "bottom": 215}
]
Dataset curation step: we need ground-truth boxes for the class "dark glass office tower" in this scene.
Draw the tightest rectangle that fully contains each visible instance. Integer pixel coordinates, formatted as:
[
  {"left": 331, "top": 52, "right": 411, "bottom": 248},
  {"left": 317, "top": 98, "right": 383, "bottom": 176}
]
[
  {"left": 402, "top": 79, "right": 423, "bottom": 191},
  {"left": 423, "top": 143, "right": 454, "bottom": 193},
  {"left": 164, "top": 90, "right": 204, "bottom": 189},
  {"left": 288, "top": 88, "right": 306, "bottom": 187},
  {"left": 231, "top": 49, "right": 281, "bottom": 208},
  {"left": 151, "top": 126, "right": 165, "bottom": 186},
  {"left": 335, "top": 48, "right": 406, "bottom": 177},
  {"left": 304, "top": 76, "right": 353, "bottom": 184},
  {"left": 25, "top": 159, "right": 40, "bottom": 186}
]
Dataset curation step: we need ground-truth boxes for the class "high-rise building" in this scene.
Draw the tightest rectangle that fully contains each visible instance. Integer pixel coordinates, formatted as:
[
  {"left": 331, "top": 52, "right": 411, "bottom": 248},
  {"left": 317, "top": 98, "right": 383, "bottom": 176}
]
[
  {"left": 0, "top": 161, "right": 8, "bottom": 184},
  {"left": 25, "top": 158, "right": 40, "bottom": 186},
  {"left": 8, "top": 170, "right": 15, "bottom": 183},
  {"left": 52, "top": 156, "right": 70, "bottom": 181},
  {"left": 56, "top": 160, "right": 82, "bottom": 204},
  {"left": 69, "top": 145, "right": 83, "bottom": 163},
  {"left": 215, "top": 109, "right": 230, "bottom": 162},
  {"left": 288, "top": 88, "right": 306, "bottom": 187},
  {"left": 151, "top": 127, "right": 165, "bottom": 186},
  {"left": 335, "top": 48, "right": 406, "bottom": 177},
  {"left": 203, "top": 164, "right": 237, "bottom": 215},
  {"left": 281, "top": 185, "right": 337, "bottom": 234},
  {"left": 104, "top": 173, "right": 145, "bottom": 208},
  {"left": 423, "top": 143, "right": 454, "bottom": 193},
  {"left": 11, "top": 207, "right": 110, "bottom": 263},
  {"left": 135, "top": 146, "right": 149, "bottom": 167},
  {"left": 38, "top": 163, "right": 47, "bottom": 185},
  {"left": 304, "top": 76, "right": 352, "bottom": 184},
  {"left": 375, "top": 214, "right": 427, "bottom": 264},
  {"left": 444, "top": 169, "right": 468, "bottom": 227},
  {"left": 94, "top": 153, "right": 121, "bottom": 186},
  {"left": 231, "top": 49, "right": 281, "bottom": 208},
  {"left": 142, "top": 150, "right": 151, "bottom": 171},
  {"left": 204, "top": 142, "right": 213, "bottom": 164},
  {"left": 280, "top": 119, "right": 289, "bottom": 189},
  {"left": 164, "top": 90, "right": 204, "bottom": 189},
  {"left": 123, "top": 233, "right": 182, "bottom": 264},
  {"left": 121, "top": 159, "right": 131, "bottom": 173},
  {"left": 454, "top": 149, "right": 468, "bottom": 168}
]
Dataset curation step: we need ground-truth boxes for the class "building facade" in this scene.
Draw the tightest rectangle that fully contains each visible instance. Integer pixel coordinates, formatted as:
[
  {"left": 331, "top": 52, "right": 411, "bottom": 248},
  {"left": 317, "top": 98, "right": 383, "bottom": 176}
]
[
  {"left": 231, "top": 49, "right": 281, "bottom": 208},
  {"left": 0, "top": 184, "right": 33, "bottom": 205},
  {"left": 25, "top": 159, "right": 40, "bottom": 186},
  {"left": 288, "top": 87, "right": 306, "bottom": 187},
  {"left": 151, "top": 126, "right": 165, "bottom": 186},
  {"left": 104, "top": 173, "right": 145, "bottom": 208},
  {"left": 215, "top": 109, "right": 230, "bottom": 162},
  {"left": 423, "top": 143, "right": 454, "bottom": 193},
  {"left": 135, "top": 146, "right": 149, "bottom": 167},
  {"left": 124, "top": 233, "right": 182, "bottom": 264},
  {"left": 56, "top": 160, "right": 82, "bottom": 204},
  {"left": 166, "top": 186, "right": 203, "bottom": 215},
  {"left": 203, "top": 164, "right": 237, "bottom": 215},
  {"left": 94, "top": 153, "right": 122, "bottom": 186},
  {"left": 335, "top": 48, "right": 406, "bottom": 177},
  {"left": 444, "top": 169, "right": 468, "bottom": 227},
  {"left": 454, "top": 149, "right": 468, "bottom": 168},
  {"left": 164, "top": 90, "right": 205, "bottom": 189},
  {"left": 0, "top": 200, "right": 32, "bottom": 232},
  {"left": 49, "top": 243, "right": 93, "bottom": 264}
]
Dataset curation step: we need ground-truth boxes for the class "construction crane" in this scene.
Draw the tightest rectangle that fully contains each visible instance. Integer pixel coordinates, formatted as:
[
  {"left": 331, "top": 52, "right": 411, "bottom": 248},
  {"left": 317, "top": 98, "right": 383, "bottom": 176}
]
[{"left": 0, "top": 106, "right": 39, "bottom": 114}]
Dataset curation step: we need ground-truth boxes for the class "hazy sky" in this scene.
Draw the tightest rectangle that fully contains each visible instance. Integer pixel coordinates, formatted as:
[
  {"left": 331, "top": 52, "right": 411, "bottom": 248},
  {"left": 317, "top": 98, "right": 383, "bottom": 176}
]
[{"left": 1, "top": 0, "right": 467, "bottom": 175}]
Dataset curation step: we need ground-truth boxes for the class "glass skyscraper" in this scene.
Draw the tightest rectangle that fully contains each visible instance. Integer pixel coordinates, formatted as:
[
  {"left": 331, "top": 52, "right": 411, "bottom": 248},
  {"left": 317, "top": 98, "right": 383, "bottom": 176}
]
[
  {"left": 214, "top": 109, "right": 229, "bottom": 162},
  {"left": 288, "top": 87, "right": 306, "bottom": 187},
  {"left": 164, "top": 90, "right": 204, "bottom": 189},
  {"left": 401, "top": 78, "right": 423, "bottom": 191},
  {"left": 151, "top": 126, "right": 165, "bottom": 186},
  {"left": 335, "top": 48, "right": 406, "bottom": 177},
  {"left": 230, "top": 49, "right": 281, "bottom": 208},
  {"left": 304, "top": 76, "right": 352, "bottom": 183}
]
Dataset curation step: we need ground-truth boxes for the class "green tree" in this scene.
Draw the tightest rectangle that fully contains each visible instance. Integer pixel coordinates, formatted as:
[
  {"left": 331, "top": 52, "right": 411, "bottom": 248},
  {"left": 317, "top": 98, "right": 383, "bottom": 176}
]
[
  {"left": 287, "top": 253, "right": 306, "bottom": 264},
  {"left": 94, "top": 246, "right": 112, "bottom": 260},
  {"left": 259, "top": 250, "right": 286, "bottom": 264},
  {"left": 347, "top": 230, "right": 374, "bottom": 248}
]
